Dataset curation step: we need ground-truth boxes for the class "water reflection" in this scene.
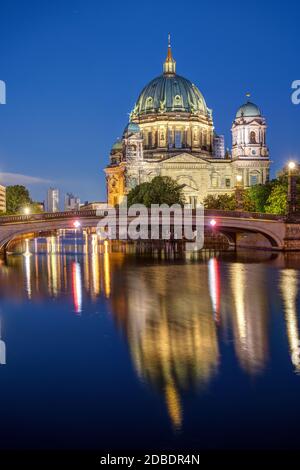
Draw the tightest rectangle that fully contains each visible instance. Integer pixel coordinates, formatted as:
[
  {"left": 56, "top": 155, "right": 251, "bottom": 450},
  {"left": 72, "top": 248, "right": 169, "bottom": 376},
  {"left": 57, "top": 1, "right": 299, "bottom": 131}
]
[
  {"left": 114, "top": 264, "right": 219, "bottom": 429},
  {"left": 1, "top": 233, "right": 300, "bottom": 429},
  {"left": 0, "top": 319, "right": 6, "bottom": 365},
  {"left": 280, "top": 269, "right": 300, "bottom": 373},
  {"left": 72, "top": 262, "right": 82, "bottom": 314},
  {"left": 230, "top": 263, "right": 269, "bottom": 375}
]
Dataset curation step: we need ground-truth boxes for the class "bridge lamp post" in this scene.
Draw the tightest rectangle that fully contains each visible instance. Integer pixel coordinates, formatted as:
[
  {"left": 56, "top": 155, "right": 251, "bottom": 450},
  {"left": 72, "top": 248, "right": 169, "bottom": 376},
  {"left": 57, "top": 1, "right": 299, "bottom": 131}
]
[
  {"left": 235, "top": 174, "right": 243, "bottom": 211},
  {"left": 23, "top": 207, "right": 30, "bottom": 216},
  {"left": 287, "top": 161, "right": 298, "bottom": 218},
  {"left": 73, "top": 220, "right": 81, "bottom": 229}
]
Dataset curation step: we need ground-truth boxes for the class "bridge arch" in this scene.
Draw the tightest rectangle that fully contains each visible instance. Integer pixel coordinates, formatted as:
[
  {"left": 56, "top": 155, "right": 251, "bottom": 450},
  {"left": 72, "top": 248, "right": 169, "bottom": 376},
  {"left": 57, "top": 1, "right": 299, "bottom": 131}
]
[{"left": 0, "top": 209, "right": 287, "bottom": 252}]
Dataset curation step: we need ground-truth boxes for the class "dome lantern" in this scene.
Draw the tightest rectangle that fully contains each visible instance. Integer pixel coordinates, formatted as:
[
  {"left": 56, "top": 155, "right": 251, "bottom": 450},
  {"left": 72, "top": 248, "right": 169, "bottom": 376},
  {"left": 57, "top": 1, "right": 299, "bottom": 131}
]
[{"left": 163, "top": 33, "right": 176, "bottom": 75}]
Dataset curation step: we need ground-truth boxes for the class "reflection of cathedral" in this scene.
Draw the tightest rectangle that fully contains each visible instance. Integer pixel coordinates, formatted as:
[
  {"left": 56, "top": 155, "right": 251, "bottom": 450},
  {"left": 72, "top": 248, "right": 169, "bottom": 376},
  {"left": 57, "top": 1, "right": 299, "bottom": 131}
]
[
  {"left": 105, "top": 38, "right": 270, "bottom": 206},
  {"left": 3, "top": 242, "right": 300, "bottom": 427}
]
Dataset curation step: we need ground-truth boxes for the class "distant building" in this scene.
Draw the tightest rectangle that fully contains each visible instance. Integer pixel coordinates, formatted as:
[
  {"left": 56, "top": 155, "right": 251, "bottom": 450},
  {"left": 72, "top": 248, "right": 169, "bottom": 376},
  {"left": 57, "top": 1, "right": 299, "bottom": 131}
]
[
  {"left": 47, "top": 188, "right": 59, "bottom": 212},
  {"left": 80, "top": 201, "right": 108, "bottom": 211},
  {"left": 64, "top": 193, "right": 80, "bottom": 211},
  {"left": 213, "top": 134, "right": 225, "bottom": 159},
  {"left": 0, "top": 185, "right": 6, "bottom": 212}
]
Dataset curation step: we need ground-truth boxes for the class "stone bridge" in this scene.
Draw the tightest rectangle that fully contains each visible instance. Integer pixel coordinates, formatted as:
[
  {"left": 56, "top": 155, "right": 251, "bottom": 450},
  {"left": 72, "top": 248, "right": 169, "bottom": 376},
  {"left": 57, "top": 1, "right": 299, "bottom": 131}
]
[{"left": 0, "top": 209, "right": 299, "bottom": 252}]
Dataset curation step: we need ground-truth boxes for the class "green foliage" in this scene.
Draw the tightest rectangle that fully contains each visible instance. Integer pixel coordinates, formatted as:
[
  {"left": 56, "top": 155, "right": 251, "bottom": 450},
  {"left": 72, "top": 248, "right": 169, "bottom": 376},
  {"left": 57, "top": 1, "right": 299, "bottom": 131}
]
[
  {"left": 127, "top": 176, "right": 185, "bottom": 207},
  {"left": 203, "top": 193, "right": 236, "bottom": 210},
  {"left": 244, "top": 183, "right": 274, "bottom": 212},
  {"left": 265, "top": 183, "right": 288, "bottom": 214},
  {"left": 203, "top": 178, "right": 290, "bottom": 215},
  {"left": 6, "top": 185, "right": 32, "bottom": 214},
  {"left": 28, "top": 202, "right": 44, "bottom": 214}
]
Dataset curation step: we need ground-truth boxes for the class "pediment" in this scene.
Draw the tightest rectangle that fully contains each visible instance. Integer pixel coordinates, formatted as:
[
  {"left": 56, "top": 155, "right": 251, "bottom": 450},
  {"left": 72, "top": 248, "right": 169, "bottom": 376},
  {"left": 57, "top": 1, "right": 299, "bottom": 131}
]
[{"left": 160, "top": 153, "right": 209, "bottom": 165}]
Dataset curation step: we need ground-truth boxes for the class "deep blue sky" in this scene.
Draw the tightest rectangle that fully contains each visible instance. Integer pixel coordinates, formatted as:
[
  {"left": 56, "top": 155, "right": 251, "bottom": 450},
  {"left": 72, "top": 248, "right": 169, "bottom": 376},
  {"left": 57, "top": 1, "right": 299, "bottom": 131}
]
[{"left": 0, "top": 0, "right": 299, "bottom": 204}]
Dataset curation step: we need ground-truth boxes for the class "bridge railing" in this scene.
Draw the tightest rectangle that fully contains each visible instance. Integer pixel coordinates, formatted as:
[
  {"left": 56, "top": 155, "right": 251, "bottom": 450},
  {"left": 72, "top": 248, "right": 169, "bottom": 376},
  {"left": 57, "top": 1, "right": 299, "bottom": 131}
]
[
  {"left": 204, "top": 209, "right": 284, "bottom": 221},
  {"left": 0, "top": 208, "right": 285, "bottom": 225},
  {"left": 0, "top": 210, "right": 98, "bottom": 225}
]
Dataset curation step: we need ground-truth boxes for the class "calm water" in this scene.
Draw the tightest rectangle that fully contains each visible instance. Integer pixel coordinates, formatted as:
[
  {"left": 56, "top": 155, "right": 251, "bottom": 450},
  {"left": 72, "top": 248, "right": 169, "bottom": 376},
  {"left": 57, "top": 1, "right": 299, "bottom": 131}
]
[{"left": 1, "top": 237, "right": 300, "bottom": 451}]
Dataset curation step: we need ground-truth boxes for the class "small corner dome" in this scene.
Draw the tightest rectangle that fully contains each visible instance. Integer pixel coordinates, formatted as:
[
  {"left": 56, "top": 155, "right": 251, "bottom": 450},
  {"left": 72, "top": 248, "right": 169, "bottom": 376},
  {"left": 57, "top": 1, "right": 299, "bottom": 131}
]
[
  {"left": 236, "top": 101, "right": 261, "bottom": 118},
  {"left": 123, "top": 122, "right": 141, "bottom": 135},
  {"left": 111, "top": 138, "right": 122, "bottom": 150}
]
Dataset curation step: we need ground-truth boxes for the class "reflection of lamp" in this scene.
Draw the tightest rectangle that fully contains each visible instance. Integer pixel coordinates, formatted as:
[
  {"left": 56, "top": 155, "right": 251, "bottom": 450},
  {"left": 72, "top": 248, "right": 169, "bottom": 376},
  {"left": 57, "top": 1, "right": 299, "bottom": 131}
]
[
  {"left": 72, "top": 262, "right": 82, "bottom": 313},
  {"left": 0, "top": 319, "right": 6, "bottom": 365},
  {"left": 280, "top": 269, "right": 300, "bottom": 372},
  {"left": 287, "top": 161, "right": 298, "bottom": 217}
]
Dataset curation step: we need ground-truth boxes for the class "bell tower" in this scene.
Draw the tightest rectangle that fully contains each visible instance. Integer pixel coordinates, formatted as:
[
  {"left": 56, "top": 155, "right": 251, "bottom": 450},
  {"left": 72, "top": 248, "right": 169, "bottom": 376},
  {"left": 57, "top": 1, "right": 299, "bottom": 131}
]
[
  {"left": 231, "top": 95, "right": 269, "bottom": 160},
  {"left": 231, "top": 95, "right": 270, "bottom": 187}
]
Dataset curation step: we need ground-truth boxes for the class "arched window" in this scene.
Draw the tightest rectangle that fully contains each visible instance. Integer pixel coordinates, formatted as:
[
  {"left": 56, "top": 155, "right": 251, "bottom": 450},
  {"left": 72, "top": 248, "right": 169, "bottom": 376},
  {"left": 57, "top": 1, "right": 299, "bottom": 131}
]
[
  {"left": 250, "top": 131, "right": 256, "bottom": 144},
  {"left": 173, "top": 95, "right": 182, "bottom": 107},
  {"left": 145, "top": 97, "right": 153, "bottom": 110}
]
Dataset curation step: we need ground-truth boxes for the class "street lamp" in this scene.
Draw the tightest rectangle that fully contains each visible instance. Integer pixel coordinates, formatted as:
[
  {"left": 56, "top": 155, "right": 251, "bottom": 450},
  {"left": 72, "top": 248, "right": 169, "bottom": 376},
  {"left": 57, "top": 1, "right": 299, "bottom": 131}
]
[
  {"left": 73, "top": 220, "right": 81, "bottom": 228},
  {"left": 23, "top": 207, "right": 30, "bottom": 215},
  {"left": 288, "top": 161, "right": 296, "bottom": 171},
  {"left": 287, "top": 161, "right": 298, "bottom": 218},
  {"left": 235, "top": 174, "right": 243, "bottom": 211},
  {"left": 236, "top": 174, "right": 243, "bottom": 185}
]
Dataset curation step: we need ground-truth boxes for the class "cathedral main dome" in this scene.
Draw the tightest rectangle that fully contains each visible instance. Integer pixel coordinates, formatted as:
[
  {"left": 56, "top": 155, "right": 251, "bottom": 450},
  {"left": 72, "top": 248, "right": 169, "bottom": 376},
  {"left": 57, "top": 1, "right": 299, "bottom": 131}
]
[
  {"left": 124, "top": 37, "right": 214, "bottom": 160},
  {"left": 134, "top": 74, "right": 209, "bottom": 117},
  {"left": 131, "top": 37, "right": 210, "bottom": 120}
]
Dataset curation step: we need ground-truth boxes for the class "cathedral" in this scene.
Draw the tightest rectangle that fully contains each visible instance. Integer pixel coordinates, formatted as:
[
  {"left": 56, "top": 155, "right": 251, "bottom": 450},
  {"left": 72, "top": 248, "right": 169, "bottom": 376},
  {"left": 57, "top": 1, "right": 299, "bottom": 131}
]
[{"left": 105, "top": 38, "right": 270, "bottom": 207}]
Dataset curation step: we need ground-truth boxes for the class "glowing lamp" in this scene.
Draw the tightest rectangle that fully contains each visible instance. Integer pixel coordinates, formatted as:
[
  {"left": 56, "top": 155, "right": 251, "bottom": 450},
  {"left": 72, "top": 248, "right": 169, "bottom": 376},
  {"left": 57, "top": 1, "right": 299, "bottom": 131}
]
[
  {"left": 24, "top": 207, "right": 30, "bottom": 215},
  {"left": 236, "top": 175, "right": 242, "bottom": 183},
  {"left": 73, "top": 220, "right": 81, "bottom": 228},
  {"left": 210, "top": 219, "right": 217, "bottom": 227},
  {"left": 288, "top": 161, "right": 296, "bottom": 171}
]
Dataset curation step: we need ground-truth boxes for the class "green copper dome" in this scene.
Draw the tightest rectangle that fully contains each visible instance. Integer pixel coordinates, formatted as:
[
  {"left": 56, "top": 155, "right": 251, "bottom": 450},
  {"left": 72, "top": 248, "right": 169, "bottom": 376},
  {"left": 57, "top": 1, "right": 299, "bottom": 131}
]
[
  {"left": 131, "top": 39, "right": 211, "bottom": 119},
  {"left": 133, "top": 74, "right": 209, "bottom": 117},
  {"left": 236, "top": 101, "right": 261, "bottom": 118},
  {"left": 111, "top": 138, "right": 122, "bottom": 151},
  {"left": 123, "top": 122, "right": 141, "bottom": 134}
]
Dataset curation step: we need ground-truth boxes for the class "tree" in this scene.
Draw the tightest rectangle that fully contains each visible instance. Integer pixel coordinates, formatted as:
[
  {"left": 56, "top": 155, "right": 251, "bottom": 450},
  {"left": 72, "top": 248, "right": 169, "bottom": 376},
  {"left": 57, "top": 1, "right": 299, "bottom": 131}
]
[
  {"left": 6, "top": 185, "right": 32, "bottom": 214},
  {"left": 203, "top": 193, "right": 236, "bottom": 210},
  {"left": 244, "top": 183, "right": 274, "bottom": 213},
  {"left": 265, "top": 183, "right": 287, "bottom": 214},
  {"left": 127, "top": 176, "right": 185, "bottom": 207}
]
